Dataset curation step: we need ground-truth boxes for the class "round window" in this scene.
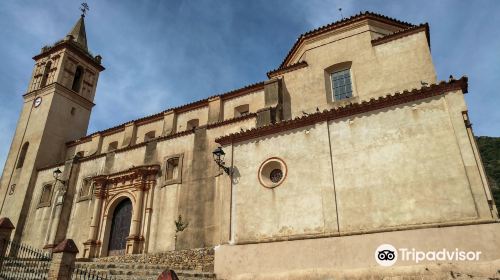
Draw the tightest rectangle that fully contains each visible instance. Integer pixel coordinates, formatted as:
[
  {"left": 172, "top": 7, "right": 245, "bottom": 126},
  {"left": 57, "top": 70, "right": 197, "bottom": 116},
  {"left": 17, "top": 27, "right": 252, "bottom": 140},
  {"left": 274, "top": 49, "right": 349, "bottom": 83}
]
[
  {"left": 258, "top": 157, "right": 287, "bottom": 188},
  {"left": 270, "top": 169, "right": 283, "bottom": 183}
]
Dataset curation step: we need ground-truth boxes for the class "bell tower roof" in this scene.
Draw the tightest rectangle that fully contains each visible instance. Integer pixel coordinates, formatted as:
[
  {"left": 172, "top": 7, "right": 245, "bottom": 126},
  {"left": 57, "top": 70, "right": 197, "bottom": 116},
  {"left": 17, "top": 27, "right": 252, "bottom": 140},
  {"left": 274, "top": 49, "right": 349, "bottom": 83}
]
[{"left": 67, "top": 15, "right": 88, "bottom": 51}]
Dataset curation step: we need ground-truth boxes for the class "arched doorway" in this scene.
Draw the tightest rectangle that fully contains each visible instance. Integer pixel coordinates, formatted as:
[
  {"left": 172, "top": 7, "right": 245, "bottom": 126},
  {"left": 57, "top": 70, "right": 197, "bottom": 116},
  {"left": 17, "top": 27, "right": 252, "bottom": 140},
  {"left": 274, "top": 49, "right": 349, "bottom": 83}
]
[{"left": 108, "top": 198, "right": 132, "bottom": 256}]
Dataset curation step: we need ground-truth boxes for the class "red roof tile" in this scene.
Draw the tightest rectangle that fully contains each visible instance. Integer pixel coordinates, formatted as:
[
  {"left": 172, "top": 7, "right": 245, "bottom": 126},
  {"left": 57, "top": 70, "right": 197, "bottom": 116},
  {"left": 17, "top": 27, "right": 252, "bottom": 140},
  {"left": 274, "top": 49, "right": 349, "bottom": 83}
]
[
  {"left": 215, "top": 77, "right": 468, "bottom": 146},
  {"left": 277, "top": 11, "right": 415, "bottom": 70}
]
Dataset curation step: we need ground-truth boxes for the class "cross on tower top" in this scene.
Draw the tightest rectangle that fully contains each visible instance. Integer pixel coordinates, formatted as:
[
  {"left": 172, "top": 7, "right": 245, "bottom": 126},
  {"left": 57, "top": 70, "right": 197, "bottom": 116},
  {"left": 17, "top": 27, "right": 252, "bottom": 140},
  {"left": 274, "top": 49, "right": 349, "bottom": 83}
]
[{"left": 80, "top": 2, "right": 89, "bottom": 17}]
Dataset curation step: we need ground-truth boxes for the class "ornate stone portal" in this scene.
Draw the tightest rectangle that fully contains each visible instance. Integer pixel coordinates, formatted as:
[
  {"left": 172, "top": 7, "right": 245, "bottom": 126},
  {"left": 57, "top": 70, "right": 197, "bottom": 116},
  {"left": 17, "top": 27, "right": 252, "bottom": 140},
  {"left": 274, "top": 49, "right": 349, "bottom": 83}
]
[{"left": 83, "top": 165, "right": 159, "bottom": 258}]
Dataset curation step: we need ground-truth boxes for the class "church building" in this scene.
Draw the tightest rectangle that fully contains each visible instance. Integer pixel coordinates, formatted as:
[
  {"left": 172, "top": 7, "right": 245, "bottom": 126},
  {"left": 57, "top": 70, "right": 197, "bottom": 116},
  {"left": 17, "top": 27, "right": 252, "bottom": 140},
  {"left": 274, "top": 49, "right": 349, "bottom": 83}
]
[{"left": 1, "top": 11, "right": 499, "bottom": 278}]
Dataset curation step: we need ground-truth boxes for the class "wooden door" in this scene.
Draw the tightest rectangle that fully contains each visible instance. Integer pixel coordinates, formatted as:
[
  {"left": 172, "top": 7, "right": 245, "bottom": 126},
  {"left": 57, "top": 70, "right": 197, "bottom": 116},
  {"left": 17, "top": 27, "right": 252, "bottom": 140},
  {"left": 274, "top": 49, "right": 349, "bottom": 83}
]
[{"left": 108, "top": 198, "right": 132, "bottom": 256}]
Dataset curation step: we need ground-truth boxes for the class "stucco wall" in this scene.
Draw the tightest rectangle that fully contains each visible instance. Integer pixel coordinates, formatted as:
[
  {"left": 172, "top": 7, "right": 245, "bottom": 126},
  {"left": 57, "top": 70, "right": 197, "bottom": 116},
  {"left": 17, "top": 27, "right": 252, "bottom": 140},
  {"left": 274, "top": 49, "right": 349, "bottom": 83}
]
[
  {"left": 135, "top": 120, "right": 164, "bottom": 143},
  {"left": 279, "top": 22, "right": 436, "bottom": 119},
  {"left": 21, "top": 114, "right": 255, "bottom": 256},
  {"left": 215, "top": 222, "right": 500, "bottom": 279},
  {"left": 176, "top": 107, "right": 209, "bottom": 132},
  {"left": 228, "top": 91, "right": 493, "bottom": 244},
  {"left": 21, "top": 166, "right": 64, "bottom": 248},
  {"left": 222, "top": 90, "right": 265, "bottom": 120}
]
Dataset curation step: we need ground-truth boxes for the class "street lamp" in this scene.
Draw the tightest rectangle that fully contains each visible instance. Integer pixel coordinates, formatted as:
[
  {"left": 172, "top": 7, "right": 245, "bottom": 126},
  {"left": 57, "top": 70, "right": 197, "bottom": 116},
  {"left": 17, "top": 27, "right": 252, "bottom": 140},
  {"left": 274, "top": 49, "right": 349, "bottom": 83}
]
[
  {"left": 53, "top": 168, "right": 67, "bottom": 195},
  {"left": 212, "top": 147, "right": 232, "bottom": 176}
]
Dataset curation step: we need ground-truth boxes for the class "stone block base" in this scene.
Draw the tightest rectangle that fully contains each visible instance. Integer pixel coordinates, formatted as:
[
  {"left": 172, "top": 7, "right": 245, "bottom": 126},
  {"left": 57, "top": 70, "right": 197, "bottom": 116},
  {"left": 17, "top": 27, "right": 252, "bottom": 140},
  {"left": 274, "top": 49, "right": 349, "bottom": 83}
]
[
  {"left": 82, "top": 240, "right": 100, "bottom": 258},
  {"left": 214, "top": 222, "right": 500, "bottom": 279}
]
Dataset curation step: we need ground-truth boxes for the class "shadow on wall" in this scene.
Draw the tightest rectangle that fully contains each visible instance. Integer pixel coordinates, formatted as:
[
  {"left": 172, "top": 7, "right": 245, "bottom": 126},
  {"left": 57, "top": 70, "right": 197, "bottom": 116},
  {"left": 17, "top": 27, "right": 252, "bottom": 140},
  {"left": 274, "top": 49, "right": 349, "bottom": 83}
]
[
  {"left": 282, "top": 81, "right": 292, "bottom": 121},
  {"left": 231, "top": 166, "right": 241, "bottom": 185}
]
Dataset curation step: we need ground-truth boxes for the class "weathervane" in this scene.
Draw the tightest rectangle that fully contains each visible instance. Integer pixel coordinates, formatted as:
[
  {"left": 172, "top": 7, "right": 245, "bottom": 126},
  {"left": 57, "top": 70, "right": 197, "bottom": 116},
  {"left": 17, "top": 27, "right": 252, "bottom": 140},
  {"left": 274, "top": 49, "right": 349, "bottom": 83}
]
[{"left": 80, "top": 2, "right": 89, "bottom": 17}]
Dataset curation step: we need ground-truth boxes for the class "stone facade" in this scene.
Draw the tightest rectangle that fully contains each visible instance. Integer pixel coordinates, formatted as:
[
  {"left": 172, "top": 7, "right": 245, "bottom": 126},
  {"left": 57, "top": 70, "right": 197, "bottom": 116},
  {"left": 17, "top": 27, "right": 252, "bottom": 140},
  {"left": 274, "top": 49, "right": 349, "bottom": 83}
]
[{"left": 0, "top": 11, "right": 498, "bottom": 278}]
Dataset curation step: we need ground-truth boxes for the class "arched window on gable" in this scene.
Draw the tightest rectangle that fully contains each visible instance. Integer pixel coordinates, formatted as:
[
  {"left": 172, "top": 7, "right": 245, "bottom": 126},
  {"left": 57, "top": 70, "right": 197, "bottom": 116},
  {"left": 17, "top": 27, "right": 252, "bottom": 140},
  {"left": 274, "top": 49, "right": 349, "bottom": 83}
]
[
  {"left": 324, "top": 61, "right": 355, "bottom": 102},
  {"left": 72, "top": 66, "right": 84, "bottom": 92},
  {"left": 16, "top": 142, "right": 29, "bottom": 169},
  {"left": 40, "top": 61, "right": 52, "bottom": 88}
]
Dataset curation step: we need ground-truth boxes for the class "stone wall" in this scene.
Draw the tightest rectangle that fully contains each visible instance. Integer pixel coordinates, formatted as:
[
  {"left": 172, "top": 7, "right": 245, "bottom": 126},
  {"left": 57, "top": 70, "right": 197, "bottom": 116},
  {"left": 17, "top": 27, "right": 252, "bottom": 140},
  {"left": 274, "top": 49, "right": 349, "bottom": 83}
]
[{"left": 92, "top": 247, "right": 214, "bottom": 272}]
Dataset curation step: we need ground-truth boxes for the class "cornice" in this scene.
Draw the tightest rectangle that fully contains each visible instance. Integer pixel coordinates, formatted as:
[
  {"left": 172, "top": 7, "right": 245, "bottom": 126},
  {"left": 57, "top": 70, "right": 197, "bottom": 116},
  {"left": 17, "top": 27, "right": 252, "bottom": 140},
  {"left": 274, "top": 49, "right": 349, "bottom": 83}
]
[
  {"left": 267, "top": 61, "right": 308, "bottom": 78},
  {"left": 371, "top": 23, "right": 430, "bottom": 48},
  {"left": 215, "top": 77, "right": 468, "bottom": 146},
  {"left": 23, "top": 82, "right": 95, "bottom": 111},
  {"left": 63, "top": 113, "right": 257, "bottom": 165},
  {"left": 33, "top": 40, "right": 105, "bottom": 72},
  {"left": 65, "top": 83, "right": 264, "bottom": 146}
]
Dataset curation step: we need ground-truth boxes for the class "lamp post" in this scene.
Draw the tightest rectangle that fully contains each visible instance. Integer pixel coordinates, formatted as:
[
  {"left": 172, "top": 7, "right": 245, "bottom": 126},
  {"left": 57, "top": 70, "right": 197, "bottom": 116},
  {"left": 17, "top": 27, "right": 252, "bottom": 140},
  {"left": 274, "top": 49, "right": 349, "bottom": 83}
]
[
  {"left": 212, "top": 147, "right": 232, "bottom": 176},
  {"left": 53, "top": 168, "right": 67, "bottom": 202}
]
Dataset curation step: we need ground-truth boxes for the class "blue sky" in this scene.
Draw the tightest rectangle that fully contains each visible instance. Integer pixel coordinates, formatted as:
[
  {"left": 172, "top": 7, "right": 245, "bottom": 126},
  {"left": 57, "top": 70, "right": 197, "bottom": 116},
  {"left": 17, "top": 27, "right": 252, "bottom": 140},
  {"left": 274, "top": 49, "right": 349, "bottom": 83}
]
[{"left": 0, "top": 0, "right": 499, "bottom": 171}]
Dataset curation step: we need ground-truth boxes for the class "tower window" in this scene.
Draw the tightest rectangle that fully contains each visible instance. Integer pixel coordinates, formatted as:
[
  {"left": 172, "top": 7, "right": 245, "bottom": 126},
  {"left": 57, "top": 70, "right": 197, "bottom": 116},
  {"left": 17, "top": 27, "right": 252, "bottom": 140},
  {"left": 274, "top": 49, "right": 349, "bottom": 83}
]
[
  {"left": 71, "top": 107, "right": 76, "bottom": 115},
  {"left": 107, "top": 141, "right": 118, "bottom": 152},
  {"left": 38, "top": 184, "right": 53, "bottom": 207},
  {"left": 16, "top": 142, "right": 29, "bottom": 169},
  {"left": 40, "top": 61, "right": 52, "bottom": 88},
  {"left": 72, "top": 66, "right": 84, "bottom": 92},
  {"left": 186, "top": 119, "right": 199, "bottom": 130},
  {"left": 330, "top": 69, "right": 353, "bottom": 100},
  {"left": 144, "top": 131, "right": 156, "bottom": 142},
  {"left": 234, "top": 104, "right": 250, "bottom": 118}
]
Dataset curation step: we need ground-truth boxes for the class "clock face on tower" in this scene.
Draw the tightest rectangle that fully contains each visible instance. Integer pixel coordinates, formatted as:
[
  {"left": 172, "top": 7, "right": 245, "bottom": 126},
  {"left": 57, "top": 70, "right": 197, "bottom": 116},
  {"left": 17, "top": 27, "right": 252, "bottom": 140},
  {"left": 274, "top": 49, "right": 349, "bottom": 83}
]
[{"left": 33, "top": 97, "right": 42, "bottom": 108}]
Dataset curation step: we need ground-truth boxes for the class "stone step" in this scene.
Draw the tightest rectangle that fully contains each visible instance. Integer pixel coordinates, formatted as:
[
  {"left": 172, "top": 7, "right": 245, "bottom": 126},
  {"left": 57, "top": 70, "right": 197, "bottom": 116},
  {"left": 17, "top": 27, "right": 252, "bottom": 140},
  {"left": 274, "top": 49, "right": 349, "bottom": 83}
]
[
  {"left": 76, "top": 262, "right": 216, "bottom": 280},
  {"left": 86, "top": 247, "right": 215, "bottom": 272},
  {"left": 0, "top": 272, "right": 48, "bottom": 280},
  {"left": 76, "top": 261, "right": 166, "bottom": 270}
]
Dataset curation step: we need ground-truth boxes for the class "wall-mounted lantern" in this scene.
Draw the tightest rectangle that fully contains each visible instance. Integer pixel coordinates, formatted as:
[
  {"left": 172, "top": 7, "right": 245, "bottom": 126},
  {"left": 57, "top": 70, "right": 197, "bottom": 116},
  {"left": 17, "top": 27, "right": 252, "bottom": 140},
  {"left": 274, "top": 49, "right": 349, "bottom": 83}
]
[
  {"left": 212, "top": 147, "right": 232, "bottom": 176},
  {"left": 53, "top": 167, "right": 67, "bottom": 198}
]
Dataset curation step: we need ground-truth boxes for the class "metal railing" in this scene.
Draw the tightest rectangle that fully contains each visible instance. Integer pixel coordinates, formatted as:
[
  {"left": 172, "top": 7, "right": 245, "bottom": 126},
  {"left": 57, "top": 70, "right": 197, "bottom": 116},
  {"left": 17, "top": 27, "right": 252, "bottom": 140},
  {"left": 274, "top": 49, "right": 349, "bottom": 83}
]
[
  {"left": 0, "top": 240, "right": 52, "bottom": 279},
  {"left": 71, "top": 267, "right": 115, "bottom": 280}
]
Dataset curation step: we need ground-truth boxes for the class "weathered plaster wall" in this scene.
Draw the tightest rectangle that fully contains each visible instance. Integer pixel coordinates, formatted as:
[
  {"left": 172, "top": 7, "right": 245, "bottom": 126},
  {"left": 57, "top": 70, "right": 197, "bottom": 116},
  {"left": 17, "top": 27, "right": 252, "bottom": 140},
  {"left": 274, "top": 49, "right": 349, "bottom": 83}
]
[
  {"left": 331, "top": 94, "right": 477, "bottom": 233},
  {"left": 230, "top": 123, "right": 336, "bottom": 242},
  {"left": 279, "top": 21, "right": 436, "bottom": 119},
  {"left": 176, "top": 107, "right": 209, "bottom": 132},
  {"left": 228, "top": 91, "right": 493, "bottom": 244},
  {"left": 101, "top": 131, "right": 124, "bottom": 152},
  {"left": 215, "top": 222, "right": 500, "bottom": 279},
  {"left": 21, "top": 167, "right": 64, "bottom": 248},
  {"left": 135, "top": 120, "right": 163, "bottom": 143},
  {"left": 222, "top": 90, "right": 265, "bottom": 120},
  {"left": 22, "top": 113, "right": 255, "bottom": 257}
]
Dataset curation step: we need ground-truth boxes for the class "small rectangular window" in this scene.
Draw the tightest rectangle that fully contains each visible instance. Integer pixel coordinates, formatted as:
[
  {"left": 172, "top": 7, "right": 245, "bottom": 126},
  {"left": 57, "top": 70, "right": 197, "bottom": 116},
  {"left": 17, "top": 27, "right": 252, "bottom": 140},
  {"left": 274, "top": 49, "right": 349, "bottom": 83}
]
[
  {"left": 186, "top": 119, "right": 199, "bottom": 130},
  {"left": 38, "top": 183, "right": 53, "bottom": 208},
  {"left": 164, "top": 154, "right": 183, "bottom": 185},
  {"left": 79, "top": 178, "right": 93, "bottom": 199},
  {"left": 107, "top": 141, "right": 118, "bottom": 152},
  {"left": 331, "top": 69, "right": 353, "bottom": 101},
  {"left": 234, "top": 104, "right": 250, "bottom": 118},
  {"left": 144, "top": 131, "right": 156, "bottom": 142},
  {"left": 166, "top": 158, "right": 179, "bottom": 180}
]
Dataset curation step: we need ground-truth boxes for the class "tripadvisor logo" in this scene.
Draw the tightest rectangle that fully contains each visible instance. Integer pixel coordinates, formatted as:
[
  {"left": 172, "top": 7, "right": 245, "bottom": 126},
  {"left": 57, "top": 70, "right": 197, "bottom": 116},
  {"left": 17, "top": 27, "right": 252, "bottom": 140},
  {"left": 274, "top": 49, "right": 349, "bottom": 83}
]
[{"left": 375, "top": 244, "right": 482, "bottom": 267}]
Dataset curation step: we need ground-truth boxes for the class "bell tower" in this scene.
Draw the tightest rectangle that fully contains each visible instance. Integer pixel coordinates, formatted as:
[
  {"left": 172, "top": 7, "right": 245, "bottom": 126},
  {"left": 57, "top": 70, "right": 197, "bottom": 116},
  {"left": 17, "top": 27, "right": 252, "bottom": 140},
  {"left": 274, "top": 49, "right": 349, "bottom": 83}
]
[{"left": 0, "top": 13, "right": 104, "bottom": 241}]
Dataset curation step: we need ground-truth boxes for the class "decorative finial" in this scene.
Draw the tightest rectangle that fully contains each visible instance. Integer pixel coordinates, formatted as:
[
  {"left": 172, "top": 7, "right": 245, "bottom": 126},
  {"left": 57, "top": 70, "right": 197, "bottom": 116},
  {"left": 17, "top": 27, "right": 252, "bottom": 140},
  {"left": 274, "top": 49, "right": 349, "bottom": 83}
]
[
  {"left": 80, "top": 2, "right": 89, "bottom": 17},
  {"left": 339, "top": 8, "right": 344, "bottom": 20}
]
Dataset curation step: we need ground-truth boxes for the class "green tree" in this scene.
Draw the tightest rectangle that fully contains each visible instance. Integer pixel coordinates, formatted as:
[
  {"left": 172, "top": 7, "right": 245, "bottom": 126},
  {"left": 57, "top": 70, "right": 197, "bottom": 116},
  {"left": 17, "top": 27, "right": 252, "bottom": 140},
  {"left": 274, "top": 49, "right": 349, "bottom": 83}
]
[{"left": 476, "top": 136, "right": 500, "bottom": 207}]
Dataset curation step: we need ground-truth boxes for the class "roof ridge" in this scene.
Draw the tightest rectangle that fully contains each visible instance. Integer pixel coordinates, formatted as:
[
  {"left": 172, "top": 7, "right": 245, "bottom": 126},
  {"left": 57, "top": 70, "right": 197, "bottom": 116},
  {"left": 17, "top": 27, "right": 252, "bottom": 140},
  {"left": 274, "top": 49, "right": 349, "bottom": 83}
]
[
  {"left": 371, "top": 23, "right": 430, "bottom": 47},
  {"left": 215, "top": 76, "right": 469, "bottom": 145},
  {"left": 278, "top": 11, "right": 416, "bottom": 69}
]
